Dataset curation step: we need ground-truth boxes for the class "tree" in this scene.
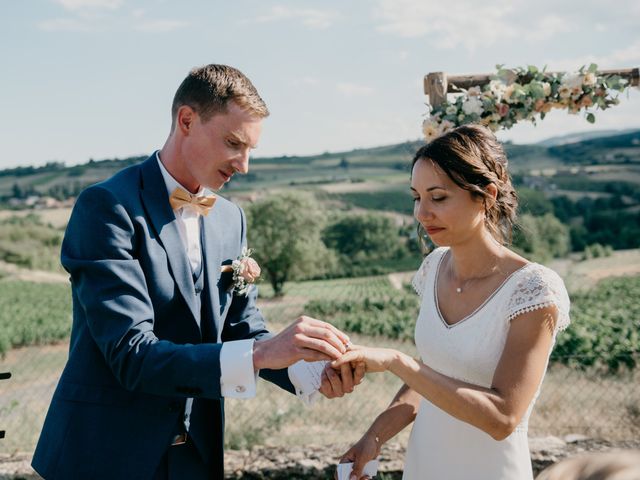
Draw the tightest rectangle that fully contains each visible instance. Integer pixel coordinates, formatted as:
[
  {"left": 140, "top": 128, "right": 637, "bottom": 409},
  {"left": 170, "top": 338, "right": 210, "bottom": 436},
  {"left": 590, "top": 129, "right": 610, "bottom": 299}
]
[
  {"left": 324, "top": 213, "right": 403, "bottom": 261},
  {"left": 512, "top": 213, "right": 570, "bottom": 262},
  {"left": 246, "top": 192, "right": 335, "bottom": 296}
]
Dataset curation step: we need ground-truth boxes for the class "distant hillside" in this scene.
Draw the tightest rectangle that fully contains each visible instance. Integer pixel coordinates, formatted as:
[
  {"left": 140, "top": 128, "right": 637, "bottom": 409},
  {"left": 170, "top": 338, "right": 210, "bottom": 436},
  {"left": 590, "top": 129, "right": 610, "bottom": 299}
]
[
  {"left": 1, "top": 129, "right": 639, "bottom": 201},
  {"left": 537, "top": 129, "right": 640, "bottom": 147}
]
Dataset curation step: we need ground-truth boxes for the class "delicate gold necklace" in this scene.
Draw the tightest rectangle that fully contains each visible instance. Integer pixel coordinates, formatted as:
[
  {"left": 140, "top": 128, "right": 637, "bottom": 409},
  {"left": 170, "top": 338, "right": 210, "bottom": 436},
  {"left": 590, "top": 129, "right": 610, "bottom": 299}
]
[{"left": 449, "top": 250, "right": 501, "bottom": 294}]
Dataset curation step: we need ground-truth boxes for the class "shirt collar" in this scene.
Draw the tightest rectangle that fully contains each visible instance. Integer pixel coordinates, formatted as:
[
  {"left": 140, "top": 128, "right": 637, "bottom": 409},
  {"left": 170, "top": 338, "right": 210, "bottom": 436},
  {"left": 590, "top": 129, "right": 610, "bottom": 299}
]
[{"left": 155, "top": 151, "right": 207, "bottom": 202}]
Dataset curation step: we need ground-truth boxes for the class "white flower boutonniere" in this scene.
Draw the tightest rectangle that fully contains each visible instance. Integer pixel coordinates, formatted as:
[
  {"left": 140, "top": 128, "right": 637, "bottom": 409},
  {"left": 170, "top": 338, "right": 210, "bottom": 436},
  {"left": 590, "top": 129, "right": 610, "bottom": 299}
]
[{"left": 221, "top": 247, "right": 261, "bottom": 297}]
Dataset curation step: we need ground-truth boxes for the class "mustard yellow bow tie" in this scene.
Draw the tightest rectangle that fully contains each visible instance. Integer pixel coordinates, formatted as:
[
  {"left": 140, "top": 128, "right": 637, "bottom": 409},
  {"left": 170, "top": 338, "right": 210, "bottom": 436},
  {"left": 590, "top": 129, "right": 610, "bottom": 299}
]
[{"left": 169, "top": 187, "right": 217, "bottom": 216}]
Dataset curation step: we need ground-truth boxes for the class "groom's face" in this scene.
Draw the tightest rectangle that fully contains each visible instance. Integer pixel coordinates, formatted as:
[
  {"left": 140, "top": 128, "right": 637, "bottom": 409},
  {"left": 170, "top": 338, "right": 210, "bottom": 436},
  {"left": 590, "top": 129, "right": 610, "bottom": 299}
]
[{"left": 181, "top": 101, "right": 263, "bottom": 191}]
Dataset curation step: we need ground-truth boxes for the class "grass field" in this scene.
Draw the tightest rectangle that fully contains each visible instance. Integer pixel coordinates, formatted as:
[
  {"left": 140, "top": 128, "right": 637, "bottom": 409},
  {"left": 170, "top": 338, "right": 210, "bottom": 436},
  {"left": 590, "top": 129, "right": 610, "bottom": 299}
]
[
  {"left": 2, "top": 339, "right": 638, "bottom": 455},
  {"left": 1, "top": 250, "right": 639, "bottom": 454}
]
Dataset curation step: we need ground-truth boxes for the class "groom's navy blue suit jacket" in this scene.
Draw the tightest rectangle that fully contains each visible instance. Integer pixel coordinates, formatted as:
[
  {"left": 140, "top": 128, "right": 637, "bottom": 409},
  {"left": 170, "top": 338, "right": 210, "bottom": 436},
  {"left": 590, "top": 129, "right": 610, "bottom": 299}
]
[{"left": 32, "top": 154, "right": 294, "bottom": 479}]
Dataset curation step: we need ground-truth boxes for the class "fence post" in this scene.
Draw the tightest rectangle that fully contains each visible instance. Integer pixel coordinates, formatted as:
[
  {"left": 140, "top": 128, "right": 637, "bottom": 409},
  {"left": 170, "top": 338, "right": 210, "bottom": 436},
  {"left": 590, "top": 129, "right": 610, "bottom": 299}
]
[
  {"left": 0, "top": 371, "right": 11, "bottom": 440},
  {"left": 424, "top": 72, "right": 447, "bottom": 108}
]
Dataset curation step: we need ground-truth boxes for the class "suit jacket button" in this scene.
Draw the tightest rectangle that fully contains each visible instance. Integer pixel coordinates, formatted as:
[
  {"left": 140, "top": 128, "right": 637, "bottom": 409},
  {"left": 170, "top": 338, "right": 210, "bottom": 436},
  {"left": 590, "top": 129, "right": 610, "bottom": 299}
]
[{"left": 235, "top": 385, "right": 246, "bottom": 394}]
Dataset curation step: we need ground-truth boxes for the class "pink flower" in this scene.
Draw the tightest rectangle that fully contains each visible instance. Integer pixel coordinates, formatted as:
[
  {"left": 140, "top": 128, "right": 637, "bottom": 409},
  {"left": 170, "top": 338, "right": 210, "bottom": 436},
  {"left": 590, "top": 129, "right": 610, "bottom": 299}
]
[
  {"left": 578, "top": 96, "right": 594, "bottom": 108},
  {"left": 238, "top": 257, "right": 261, "bottom": 283},
  {"left": 534, "top": 99, "right": 552, "bottom": 113},
  {"left": 497, "top": 103, "right": 510, "bottom": 117}
]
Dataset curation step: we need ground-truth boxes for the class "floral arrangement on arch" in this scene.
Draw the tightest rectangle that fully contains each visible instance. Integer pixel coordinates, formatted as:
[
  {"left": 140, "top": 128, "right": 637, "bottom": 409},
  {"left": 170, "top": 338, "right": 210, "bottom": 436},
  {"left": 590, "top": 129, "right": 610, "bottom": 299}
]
[{"left": 423, "top": 64, "right": 631, "bottom": 142}]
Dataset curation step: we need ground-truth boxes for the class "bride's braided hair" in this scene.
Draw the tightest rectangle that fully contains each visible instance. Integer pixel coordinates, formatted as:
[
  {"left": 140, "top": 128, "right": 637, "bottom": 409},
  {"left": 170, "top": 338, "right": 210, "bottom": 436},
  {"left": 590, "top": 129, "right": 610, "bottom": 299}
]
[{"left": 412, "top": 124, "right": 518, "bottom": 245}]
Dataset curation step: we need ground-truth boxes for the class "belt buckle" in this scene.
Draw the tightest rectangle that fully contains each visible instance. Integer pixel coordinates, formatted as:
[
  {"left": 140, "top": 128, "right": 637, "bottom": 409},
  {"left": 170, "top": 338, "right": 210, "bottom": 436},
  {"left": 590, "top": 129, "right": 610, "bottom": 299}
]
[{"left": 171, "top": 432, "right": 188, "bottom": 446}]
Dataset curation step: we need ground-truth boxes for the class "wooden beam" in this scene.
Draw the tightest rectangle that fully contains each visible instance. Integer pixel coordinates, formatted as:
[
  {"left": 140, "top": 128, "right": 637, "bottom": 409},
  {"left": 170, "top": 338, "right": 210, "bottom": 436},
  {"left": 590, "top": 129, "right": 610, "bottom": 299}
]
[
  {"left": 424, "top": 72, "right": 448, "bottom": 108},
  {"left": 424, "top": 67, "right": 640, "bottom": 95}
]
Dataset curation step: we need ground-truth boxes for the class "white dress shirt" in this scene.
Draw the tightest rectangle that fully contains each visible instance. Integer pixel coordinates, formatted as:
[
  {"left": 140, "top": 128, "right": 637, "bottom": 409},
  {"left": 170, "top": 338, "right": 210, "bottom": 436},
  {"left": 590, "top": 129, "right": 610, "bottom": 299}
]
[{"left": 156, "top": 153, "right": 318, "bottom": 404}]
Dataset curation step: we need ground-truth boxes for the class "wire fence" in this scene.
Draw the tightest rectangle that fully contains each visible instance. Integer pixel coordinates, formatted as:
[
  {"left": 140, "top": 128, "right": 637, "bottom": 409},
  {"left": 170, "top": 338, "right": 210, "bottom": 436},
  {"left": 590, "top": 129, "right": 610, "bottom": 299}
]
[{"left": 1, "top": 328, "right": 638, "bottom": 456}]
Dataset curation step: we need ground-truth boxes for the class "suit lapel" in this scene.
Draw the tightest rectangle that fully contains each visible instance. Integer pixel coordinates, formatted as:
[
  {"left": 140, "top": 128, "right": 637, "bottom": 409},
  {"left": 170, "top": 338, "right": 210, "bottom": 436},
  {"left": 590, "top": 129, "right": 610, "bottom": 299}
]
[
  {"left": 202, "top": 210, "right": 223, "bottom": 340},
  {"left": 139, "top": 155, "right": 200, "bottom": 323}
]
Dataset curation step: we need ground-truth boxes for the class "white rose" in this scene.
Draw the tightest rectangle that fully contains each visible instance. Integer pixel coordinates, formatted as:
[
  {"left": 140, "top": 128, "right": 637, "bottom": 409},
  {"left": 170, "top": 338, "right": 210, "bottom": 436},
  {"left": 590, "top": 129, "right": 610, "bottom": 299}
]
[
  {"left": 542, "top": 82, "right": 551, "bottom": 96},
  {"left": 462, "top": 96, "right": 483, "bottom": 116},
  {"left": 584, "top": 72, "right": 597, "bottom": 86},
  {"left": 558, "top": 85, "right": 572, "bottom": 99},
  {"left": 489, "top": 80, "right": 507, "bottom": 98},
  {"left": 563, "top": 72, "right": 583, "bottom": 89}
]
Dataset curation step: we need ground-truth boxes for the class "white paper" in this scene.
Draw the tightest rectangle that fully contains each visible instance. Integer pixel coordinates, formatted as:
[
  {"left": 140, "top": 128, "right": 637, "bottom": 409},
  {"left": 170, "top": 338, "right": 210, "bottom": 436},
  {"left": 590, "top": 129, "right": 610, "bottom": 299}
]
[{"left": 336, "top": 459, "right": 379, "bottom": 480}]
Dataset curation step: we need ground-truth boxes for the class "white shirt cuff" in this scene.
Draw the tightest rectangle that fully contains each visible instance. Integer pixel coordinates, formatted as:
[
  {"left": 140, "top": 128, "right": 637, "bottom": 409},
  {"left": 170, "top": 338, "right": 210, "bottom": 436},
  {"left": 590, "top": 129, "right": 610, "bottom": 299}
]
[
  {"left": 288, "top": 360, "right": 327, "bottom": 406},
  {"left": 220, "top": 339, "right": 258, "bottom": 398}
]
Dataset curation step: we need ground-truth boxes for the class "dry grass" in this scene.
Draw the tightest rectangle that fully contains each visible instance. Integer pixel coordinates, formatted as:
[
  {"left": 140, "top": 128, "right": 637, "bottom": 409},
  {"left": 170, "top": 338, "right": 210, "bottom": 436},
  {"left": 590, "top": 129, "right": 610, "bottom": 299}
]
[{"left": 2, "top": 338, "right": 638, "bottom": 456}]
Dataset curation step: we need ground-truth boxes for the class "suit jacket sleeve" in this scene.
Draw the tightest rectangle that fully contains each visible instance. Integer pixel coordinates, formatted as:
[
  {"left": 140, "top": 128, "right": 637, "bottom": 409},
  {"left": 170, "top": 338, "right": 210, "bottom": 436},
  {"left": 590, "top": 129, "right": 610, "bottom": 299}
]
[{"left": 62, "top": 185, "right": 225, "bottom": 399}]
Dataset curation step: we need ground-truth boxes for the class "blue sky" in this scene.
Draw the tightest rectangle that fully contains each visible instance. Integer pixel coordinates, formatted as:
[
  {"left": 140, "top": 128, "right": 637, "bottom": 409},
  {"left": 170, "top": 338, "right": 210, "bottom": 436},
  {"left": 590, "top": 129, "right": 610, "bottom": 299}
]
[{"left": 1, "top": 0, "right": 639, "bottom": 168}]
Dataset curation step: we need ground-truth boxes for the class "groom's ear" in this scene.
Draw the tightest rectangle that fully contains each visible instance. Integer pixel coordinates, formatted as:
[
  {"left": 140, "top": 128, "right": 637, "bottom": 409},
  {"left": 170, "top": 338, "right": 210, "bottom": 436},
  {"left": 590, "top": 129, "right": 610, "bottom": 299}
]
[{"left": 176, "top": 105, "right": 197, "bottom": 135}]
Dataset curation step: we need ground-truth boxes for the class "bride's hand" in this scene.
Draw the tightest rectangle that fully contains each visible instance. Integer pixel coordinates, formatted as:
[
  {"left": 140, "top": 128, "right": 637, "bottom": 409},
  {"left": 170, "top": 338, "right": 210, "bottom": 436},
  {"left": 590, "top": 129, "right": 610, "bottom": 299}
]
[
  {"left": 331, "top": 345, "right": 397, "bottom": 373},
  {"left": 336, "top": 431, "right": 381, "bottom": 480}
]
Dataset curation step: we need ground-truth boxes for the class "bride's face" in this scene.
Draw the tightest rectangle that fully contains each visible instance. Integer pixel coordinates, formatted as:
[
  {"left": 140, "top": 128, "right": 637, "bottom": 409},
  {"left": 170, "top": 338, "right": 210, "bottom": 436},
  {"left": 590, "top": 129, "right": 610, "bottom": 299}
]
[{"left": 410, "top": 158, "right": 487, "bottom": 247}]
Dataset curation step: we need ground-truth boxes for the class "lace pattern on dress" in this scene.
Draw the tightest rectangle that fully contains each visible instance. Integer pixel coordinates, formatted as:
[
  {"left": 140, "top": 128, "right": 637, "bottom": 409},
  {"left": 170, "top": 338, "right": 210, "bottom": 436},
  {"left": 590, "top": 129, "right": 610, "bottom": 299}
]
[
  {"left": 411, "top": 248, "right": 444, "bottom": 297},
  {"left": 505, "top": 264, "right": 571, "bottom": 332}
]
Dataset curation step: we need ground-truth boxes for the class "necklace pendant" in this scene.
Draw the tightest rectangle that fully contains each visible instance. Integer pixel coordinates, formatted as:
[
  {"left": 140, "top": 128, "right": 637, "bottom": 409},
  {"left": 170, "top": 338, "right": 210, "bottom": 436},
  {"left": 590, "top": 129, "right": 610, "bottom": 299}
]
[{"left": 456, "top": 287, "right": 462, "bottom": 293}]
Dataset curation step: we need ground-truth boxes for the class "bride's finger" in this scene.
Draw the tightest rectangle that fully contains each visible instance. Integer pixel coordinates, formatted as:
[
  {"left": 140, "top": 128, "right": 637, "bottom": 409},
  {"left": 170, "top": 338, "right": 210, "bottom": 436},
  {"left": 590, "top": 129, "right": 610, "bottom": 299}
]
[{"left": 331, "top": 350, "right": 361, "bottom": 368}]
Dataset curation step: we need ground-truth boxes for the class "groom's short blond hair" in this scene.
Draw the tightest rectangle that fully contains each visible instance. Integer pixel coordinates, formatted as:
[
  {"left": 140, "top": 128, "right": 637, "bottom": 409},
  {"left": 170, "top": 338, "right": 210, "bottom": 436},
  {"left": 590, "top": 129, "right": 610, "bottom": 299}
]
[{"left": 171, "top": 64, "right": 269, "bottom": 131}]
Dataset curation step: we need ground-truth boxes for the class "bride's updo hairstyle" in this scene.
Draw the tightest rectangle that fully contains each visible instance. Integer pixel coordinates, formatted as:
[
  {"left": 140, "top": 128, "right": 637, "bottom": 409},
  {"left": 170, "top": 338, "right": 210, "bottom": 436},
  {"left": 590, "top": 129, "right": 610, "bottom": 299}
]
[{"left": 412, "top": 124, "right": 518, "bottom": 245}]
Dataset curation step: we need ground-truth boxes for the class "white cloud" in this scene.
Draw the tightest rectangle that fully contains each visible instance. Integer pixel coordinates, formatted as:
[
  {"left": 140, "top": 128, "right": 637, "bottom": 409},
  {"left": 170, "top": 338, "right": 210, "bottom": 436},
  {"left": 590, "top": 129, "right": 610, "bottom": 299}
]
[
  {"left": 289, "top": 76, "right": 321, "bottom": 88},
  {"left": 336, "top": 82, "right": 376, "bottom": 96},
  {"left": 55, "top": 0, "right": 123, "bottom": 11},
  {"left": 373, "top": 0, "right": 518, "bottom": 50},
  {"left": 372, "top": 0, "right": 576, "bottom": 51},
  {"left": 134, "top": 19, "right": 189, "bottom": 33},
  {"left": 523, "top": 15, "right": 573, "bottom": 42},
  {"left": 37, "top": 17, "right": 95, "bottom": 31},
  {"left": 242, "top": 5, "right": 338, "bottom": 29},
  {"left": 550, "top": 41, "right": 640, "bottom": 71}
]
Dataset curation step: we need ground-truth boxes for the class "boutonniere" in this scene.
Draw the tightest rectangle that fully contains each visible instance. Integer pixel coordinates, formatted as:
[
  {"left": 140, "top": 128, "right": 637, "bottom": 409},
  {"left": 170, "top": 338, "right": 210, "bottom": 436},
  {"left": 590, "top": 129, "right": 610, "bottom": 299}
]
[{"left": 220, "top": 247, "right": 261, "bottom": 296}]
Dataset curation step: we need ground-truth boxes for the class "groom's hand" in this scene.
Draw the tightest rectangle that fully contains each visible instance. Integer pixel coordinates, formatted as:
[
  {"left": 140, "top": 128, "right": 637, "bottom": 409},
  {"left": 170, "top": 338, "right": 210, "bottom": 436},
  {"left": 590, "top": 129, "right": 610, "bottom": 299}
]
[
  {"left": 252, "top": 316, "right": 350, "bottom": 371},
  {"left": 319, "top": 362, "right": 365, "bottom": 398}
]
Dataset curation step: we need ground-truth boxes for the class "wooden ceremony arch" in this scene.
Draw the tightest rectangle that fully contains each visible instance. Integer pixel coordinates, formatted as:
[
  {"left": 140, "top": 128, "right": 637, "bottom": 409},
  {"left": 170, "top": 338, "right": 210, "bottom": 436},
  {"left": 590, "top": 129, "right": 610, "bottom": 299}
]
[{"left": 424, "top": 68, "right": 640, "bottom": 108}]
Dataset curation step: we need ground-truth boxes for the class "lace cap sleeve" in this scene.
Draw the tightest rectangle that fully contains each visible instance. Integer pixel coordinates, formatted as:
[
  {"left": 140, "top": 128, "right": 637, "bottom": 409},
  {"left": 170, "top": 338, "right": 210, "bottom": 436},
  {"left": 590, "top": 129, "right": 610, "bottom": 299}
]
[
  {"left": 506, "top": 264, "right": 571, "bottom": 332},
  {"left": 411, "top": 248, "right": 444, "bottom": 297}
]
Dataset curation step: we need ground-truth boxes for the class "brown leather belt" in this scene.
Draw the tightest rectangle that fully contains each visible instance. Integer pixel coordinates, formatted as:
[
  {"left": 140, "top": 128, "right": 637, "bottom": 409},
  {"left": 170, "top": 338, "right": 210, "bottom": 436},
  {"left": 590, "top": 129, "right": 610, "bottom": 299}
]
[{"left": 171, "top": 432, "right": 188, "bottom": 446}]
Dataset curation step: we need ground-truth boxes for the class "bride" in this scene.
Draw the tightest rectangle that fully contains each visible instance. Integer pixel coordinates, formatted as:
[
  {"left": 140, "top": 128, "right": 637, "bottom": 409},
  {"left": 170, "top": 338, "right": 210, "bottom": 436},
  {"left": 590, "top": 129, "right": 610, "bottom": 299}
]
[{"left": 333, "top": 125, "right": 570, "bottom": 480}]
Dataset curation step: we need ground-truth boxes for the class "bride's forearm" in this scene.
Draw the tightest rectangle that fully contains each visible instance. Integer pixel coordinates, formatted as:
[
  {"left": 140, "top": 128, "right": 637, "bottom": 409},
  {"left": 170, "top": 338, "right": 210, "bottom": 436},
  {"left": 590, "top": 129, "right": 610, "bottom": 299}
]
[
  {"left": 366, "top": 383, "right": 421, "bottom": 445},
  {"left": 388, "top": 353, "right": 514, "bottom": 440}
]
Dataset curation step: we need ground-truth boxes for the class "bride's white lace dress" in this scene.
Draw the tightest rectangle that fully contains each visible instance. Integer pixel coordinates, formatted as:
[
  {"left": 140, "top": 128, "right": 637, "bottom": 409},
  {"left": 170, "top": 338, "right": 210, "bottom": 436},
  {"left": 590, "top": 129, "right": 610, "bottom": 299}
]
[{"left": 403, "top": 247, "right": 570, "bottom": 480}]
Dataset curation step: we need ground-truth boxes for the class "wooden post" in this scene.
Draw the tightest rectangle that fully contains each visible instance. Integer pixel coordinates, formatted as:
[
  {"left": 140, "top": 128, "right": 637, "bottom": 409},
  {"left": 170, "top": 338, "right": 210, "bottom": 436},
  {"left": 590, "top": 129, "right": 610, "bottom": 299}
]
[
  {"left": 425, "top": 72, "right": 447, "bottom": 108},
  {"left": 424, "top": 67, "right": 639, "bottom": 96}
]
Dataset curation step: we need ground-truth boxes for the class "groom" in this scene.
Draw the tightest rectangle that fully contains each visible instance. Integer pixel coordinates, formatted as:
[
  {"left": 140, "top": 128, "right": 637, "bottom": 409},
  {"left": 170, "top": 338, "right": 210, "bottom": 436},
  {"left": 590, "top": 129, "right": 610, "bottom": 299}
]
[{"left": 32, "top": 64, "right": 361, "bottom": 480}]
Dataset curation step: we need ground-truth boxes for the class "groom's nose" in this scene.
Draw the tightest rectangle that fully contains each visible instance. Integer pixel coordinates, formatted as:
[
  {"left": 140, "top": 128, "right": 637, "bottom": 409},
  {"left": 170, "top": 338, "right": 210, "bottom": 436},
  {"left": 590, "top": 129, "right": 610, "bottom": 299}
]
[{"left": 231, "top": 150, "right": 250, "bottom": 175}]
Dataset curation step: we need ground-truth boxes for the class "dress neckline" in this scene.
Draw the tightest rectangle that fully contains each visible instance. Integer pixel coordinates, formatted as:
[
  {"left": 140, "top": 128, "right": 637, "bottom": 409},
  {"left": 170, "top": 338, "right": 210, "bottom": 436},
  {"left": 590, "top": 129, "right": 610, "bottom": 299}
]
[{"left": 433, "top": 248, "right": 530, "bottom": 329}]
